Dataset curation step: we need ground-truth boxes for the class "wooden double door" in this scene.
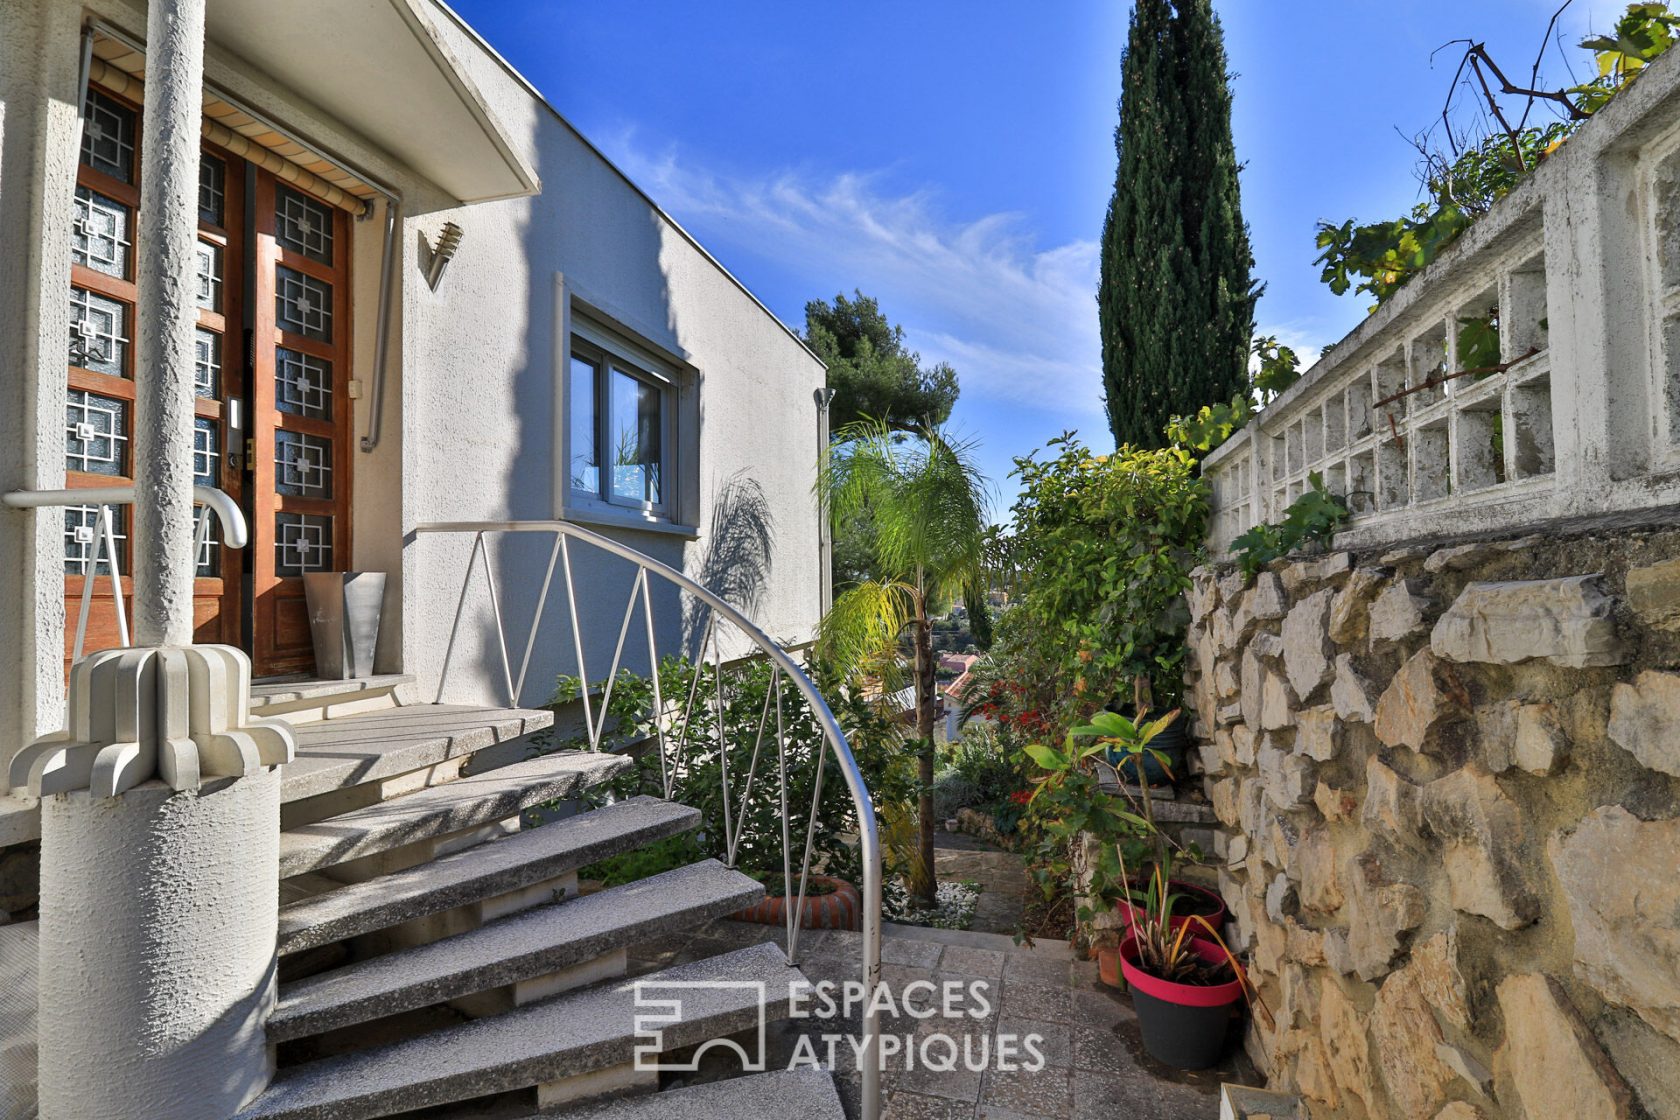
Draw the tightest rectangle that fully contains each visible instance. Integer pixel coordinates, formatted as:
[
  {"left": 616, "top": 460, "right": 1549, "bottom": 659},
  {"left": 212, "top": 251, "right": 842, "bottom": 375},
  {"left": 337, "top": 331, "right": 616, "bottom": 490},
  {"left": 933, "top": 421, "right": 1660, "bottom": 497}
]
[{"left": 65, "top": 82, "right": 354, "bottom": 676}]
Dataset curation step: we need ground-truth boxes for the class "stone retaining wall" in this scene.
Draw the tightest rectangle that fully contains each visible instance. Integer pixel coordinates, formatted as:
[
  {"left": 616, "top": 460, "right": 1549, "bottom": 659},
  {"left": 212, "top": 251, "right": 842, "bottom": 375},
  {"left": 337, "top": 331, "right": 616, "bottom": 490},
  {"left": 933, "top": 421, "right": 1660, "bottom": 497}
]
[{"left": 1185, "top": 528, "right": 1680, "bottom": 1119}]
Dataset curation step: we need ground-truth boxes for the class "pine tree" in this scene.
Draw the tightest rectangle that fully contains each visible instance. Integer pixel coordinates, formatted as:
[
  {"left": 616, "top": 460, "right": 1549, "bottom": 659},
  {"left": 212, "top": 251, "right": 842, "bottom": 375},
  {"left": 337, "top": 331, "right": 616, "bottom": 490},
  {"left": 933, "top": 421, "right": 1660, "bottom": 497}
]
[{"left": 1099, "top": 0, "right": 1256, "bottom": 450}]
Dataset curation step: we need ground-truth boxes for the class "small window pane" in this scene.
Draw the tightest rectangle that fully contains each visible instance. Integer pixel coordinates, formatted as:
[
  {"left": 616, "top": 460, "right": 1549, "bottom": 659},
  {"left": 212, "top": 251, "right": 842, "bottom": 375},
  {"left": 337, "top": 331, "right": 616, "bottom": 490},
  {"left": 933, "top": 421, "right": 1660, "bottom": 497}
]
[
  {"left": 192, "top": 507, "right": 220, "bottom": 577},
  {"left": 277, "top": 348, "right": 332, "bottom": 420},
  {"left": 69, "top": 286, "right": 129, "bottom": 376},
  {"left": 275, "top": 430, "right": 333, "bottom": 499},
  {"left": 570, "top": 353, "right": 600, "bottom": 495},
  {"left": 193, "top": 417, "right": 219, "bottom": 487},
  {"left": 275, "top": 512, "right": 333, "bottom": 577},
  {"left": 65, "top": 389, "right": 128, "bottom": 476},
  {"left": 276, "top": 266, "right": 332, "bottom": 341},
  {"left": 275, "top": 184, "right": 333, "bottom": 264},
  {"left": 195, "top": 241, "right": 223, "bottom": 311},
  {"left": 199, "top": 155, "right": 226, "bottom": 226},
  {"left": 81, "top": 90, "right": 136, "bottom": 183},
  {"left": 608, "top": 367, "right": 662, "bottom": 505},
  {"left": 71, "top": 186, "right": 131, "bottom": 278},
  {"left": 64, "top": 505, "right": 127, "bottom": 577},
  {"left": 194, "top": 329, "right": 221, "bottom": 398}
]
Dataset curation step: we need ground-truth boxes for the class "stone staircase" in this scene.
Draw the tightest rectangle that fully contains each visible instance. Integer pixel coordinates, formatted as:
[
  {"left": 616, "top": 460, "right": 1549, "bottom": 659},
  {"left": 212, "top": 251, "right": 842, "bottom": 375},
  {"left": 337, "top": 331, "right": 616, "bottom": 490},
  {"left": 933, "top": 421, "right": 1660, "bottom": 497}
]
[{"left": 227, "top": 679, "right": 842, "bottom": 1120}]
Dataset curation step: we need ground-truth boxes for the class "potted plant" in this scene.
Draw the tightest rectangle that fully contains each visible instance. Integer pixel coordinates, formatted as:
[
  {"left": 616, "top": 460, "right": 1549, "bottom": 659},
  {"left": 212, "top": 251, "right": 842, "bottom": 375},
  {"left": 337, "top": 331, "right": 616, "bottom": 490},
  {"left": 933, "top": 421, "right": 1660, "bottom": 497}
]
[
  {"left": 1075, "top": 710, "right": 1228, "bottom": 933},
  {"left": 1118, "top": 854, "right": 1268, "bottom": 1069}
]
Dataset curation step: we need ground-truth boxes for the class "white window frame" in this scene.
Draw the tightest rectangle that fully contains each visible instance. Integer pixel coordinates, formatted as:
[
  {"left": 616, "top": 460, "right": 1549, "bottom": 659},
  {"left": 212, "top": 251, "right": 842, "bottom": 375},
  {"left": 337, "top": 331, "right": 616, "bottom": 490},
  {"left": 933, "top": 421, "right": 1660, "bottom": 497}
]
[{"left": 563, "top": 309, "right": 690, "bottom": 531}]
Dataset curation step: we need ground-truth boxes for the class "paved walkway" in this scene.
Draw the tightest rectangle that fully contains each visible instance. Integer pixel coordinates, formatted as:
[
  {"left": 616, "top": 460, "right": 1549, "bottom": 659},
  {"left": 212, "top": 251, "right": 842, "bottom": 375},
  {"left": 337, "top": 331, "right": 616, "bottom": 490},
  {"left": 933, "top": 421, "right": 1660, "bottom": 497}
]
[
  {"left": 931, "top": 831, "right": 1031, "bottom": 935},
  {"left": 631, "top": 917, "right": 1261, "bottom": 1120}
]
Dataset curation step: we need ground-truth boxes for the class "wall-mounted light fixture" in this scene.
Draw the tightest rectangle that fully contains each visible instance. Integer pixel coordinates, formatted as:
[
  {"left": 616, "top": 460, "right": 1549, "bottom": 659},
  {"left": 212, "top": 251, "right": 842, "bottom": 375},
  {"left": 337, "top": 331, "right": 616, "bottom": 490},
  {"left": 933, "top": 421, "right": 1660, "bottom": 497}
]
[{"left": 422, "top": 221, "right": 464, "bottom": 291}]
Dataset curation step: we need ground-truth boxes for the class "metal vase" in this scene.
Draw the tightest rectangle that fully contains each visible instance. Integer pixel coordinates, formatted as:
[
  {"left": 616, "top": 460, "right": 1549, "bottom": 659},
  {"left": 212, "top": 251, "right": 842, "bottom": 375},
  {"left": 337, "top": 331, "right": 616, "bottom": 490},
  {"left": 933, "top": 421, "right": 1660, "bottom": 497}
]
[{"left": 303, "top": 571, "right": 387, "bottom": 680}]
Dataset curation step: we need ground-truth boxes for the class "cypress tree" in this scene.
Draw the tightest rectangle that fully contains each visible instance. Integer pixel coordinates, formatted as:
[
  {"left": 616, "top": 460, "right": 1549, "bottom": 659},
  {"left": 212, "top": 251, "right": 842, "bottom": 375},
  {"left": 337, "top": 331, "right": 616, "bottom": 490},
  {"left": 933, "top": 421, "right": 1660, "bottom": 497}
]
[{"left": 1099, "top": 0, "right": 1256, "bottom": 450}]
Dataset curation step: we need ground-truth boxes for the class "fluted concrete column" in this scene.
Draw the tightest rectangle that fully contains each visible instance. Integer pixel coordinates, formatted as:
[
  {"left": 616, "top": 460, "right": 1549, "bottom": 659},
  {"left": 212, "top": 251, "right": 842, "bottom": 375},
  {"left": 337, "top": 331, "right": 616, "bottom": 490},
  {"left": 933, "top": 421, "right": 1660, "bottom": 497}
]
[{"left": 132, "top": 0, "right": 206, "bottom": 647}]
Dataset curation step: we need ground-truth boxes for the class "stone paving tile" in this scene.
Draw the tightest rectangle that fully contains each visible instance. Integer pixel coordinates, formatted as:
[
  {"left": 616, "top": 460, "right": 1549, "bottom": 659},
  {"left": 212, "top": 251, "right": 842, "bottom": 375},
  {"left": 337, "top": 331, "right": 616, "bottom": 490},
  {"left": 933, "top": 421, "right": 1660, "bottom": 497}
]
[
  {"left": 883, "top": 936, "right": 946, "bottom": 968},
  {"left": 940, "top": 945, "right": 1006, "bottom": 979},
  {"left": 884, "top": 1090, "right": 978, "bottom": 1119},
  {"left": 1068, "top": 986, "right": 1135, "bottom": 1030},
  {"left": 979, "top": 1067, "right": 1073, "bottom": 1118},
  {"left": 1070, "top": 1066, "right": 1218, "bottom": 1120},
  {"left": 994, "top": 1016, "right": 1071, "bottom": 1069},
  {"left": 999, "top": 979, "right": 1071, "bottom": 1024},
  {"left": 1002, "top": 952, "right": 1074, "bottom": 987},
  {"left": 883, "top": 1057, "right": 986, "bottom": 1103}
]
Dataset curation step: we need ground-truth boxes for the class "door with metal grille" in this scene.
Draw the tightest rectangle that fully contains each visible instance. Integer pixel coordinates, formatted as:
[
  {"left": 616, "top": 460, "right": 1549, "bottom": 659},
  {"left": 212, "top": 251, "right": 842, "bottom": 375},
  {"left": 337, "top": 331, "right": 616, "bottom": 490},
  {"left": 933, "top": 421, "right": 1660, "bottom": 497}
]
[
  {"left": 247, "top": 169, "right": 354, "bottom": 676},
  {"left": 63, "top": 82, "right": 244, "bottom": 669}
]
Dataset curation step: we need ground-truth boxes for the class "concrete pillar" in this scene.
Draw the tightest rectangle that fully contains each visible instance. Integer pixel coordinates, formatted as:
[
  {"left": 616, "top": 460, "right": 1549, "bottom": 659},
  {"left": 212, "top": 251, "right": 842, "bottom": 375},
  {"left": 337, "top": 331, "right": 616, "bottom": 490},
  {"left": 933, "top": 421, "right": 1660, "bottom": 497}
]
[
  {"left": 36, "top": 772, "right": 281, "bottom": 1120},
  {"left": 132, "top": 0, "right": 206, "bottom": 647}
]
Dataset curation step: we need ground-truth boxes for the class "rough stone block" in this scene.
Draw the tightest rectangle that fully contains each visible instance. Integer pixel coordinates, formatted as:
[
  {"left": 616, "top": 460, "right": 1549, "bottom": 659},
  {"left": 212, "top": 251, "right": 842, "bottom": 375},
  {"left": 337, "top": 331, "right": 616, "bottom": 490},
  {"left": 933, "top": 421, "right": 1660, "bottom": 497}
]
[
  {"left": 1608, "top": 670, "right": 1680, "bottom": 777},
  {"left": 1421, "top": 767, "right": 1538, "bottom": 930},
  {"left": 1550, "top": 806, "right": 1680, "bottom": 1045},
  {"left": 1497, "top": 973, "right": 1634, "bottom": 1119},
  {"left": 1431, "top": 575, "right": 1624, "bottom": 669},
  {"left": 1626, "top": 555, "right": 1680, "bottom": 631},
  {"left": 1296, "top": 706, "right": 1340, "bottom": 762},
  {"left": 1370, "top": 958, "right": 1455, "bottom": 1118},
  {"left": 1477, "top": 698, "right": 1567, "bottom": 777},
  {"left": 1369, "top": 579, "right": 1430, "bottom": 646},
  {"left": 1261, "top": 739, "right": 1313, "bottom": 810},
  {"left": 1328, "top": 567, "right": 1386, "bottom": 645},
  {"left": 1318, "top": 979, "right": 1374, "bottom": 1113},
  {"left": 1251, "top": 571, "right": 1288, "bottom": 621},
  {"left": 1313, "top": 780, "right": 1359, "bottom": 823},
  {"left": 1332, "top": 854, "right": 1426, "bottom": 980},
  {"left": 1374, "top": 649, "right": 1469, "bottom": 753},
  {"left": 1261, "top": 668, "right": 1296, "bottom": 732},
  {"left": 1361, "top": 757, "right": 1421, "bottom": 838},
  {"left": 1282, "top": 551, "right": 1353, "bottom": 595},
  {"left": 1295, "top": 825, "right": 1344, "bottom": 914},
  {"left": 1282, "top": 589, "right": 1336, "bottom": 701},
  {"left": 1330, "top": 654, "right": 1377, "bottom": 723}
]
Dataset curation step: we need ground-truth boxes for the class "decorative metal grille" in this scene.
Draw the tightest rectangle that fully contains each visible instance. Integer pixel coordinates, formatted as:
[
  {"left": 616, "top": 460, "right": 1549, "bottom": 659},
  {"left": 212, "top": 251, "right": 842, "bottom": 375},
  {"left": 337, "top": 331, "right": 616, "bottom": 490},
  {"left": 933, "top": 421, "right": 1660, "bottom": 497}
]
[
  {"left": 63, "top": 505, "right": 127, "bottom": 576},
  {"left": 275, "top": 185, "right": 333, "bottom": 264},
  {"left": 71, "top": 186, "right": 130, "bottom": 278},
  {"left": 275, "top": 512, "right": 333, "bottom": 576},
  {"left": 80, "top": 90, "right": 136, "bottom": 183},
  {"left": 192, "top": 508, "right": 220, "bottom": 577},
  {"left": 199, "top": 155, "right": 225, "bottom": 226},
  {"left": 193, "top": 417, "right": 219, "bottom": 487},
  {"left": 276, "top": 266, "right": 332, "bottom": 341},
  {"left": 194, "top": 329, "right": 221, "bottom": 398},
  {"left": 69, "top": 286, "right": 129, "bottom": 376},
  {"left": 275, "top": 430, "right": 332, "bottom": 498},
  {"left": 276, "top": 348, "right": 331, "bottom": 420},
  {"left": 65, "top": 390, "right": 128, "bottom": 476},
  {"left": 195, "top": 241, "right": 223, "bottom": 311}
]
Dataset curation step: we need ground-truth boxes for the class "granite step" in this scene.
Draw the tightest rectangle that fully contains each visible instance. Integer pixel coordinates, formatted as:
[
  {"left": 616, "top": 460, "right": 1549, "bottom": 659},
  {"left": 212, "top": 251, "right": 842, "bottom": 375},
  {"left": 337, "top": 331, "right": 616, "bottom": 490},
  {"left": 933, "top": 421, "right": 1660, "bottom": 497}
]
[
  {"left": 252, "top": 674, "right": 414, "bottom": 718},
  {"left": 235, "top": 942, "right": 802, "bottom": 1120},
  {"left": 279, "top": 750, "right": 629, "bottom": 878},
  {"left": 557, "top": 1069, "right": 845, "bottom": 1119},
  {"left": 282, "top": 704, "right": 555, "bottom": 804},
  {"left": 277, "top": 796, "right": 699, "bottom": 956},
  {"left": 269, "top": 859, "right": 764, "bottom": 1041}
]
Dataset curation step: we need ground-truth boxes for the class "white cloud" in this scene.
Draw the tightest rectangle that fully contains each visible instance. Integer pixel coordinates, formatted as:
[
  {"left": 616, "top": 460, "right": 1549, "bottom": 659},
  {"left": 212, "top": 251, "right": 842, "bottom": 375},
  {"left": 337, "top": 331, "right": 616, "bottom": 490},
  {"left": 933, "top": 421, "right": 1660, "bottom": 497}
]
[{"left": 601, "top": 131, "right": 1106, "bottom": 424}]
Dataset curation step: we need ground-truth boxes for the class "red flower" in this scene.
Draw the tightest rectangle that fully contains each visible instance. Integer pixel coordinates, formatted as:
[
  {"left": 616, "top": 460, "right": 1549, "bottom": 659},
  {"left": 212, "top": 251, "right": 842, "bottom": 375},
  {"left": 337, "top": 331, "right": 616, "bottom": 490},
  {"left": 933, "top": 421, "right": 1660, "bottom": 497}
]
[{"left": 1009, "top": 790, "right": 1032, "bottom": 805}]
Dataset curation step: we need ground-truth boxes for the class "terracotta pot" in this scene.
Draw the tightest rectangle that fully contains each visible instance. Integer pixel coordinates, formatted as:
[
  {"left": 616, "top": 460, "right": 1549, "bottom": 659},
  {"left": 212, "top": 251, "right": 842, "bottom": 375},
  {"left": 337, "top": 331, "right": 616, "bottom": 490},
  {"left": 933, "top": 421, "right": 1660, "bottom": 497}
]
[
  {"left": 1119, "top": 935, "right": 1243, "bottom": 1069},
  {"left": 1116, "top": 880, "right": 1227, "bottom": 935},
  {"left": 731, "top": 875, "right": 861, "bottom": 931},
  {"left": 1096, "top": 944, "right": 1122, "bottom": 988}
]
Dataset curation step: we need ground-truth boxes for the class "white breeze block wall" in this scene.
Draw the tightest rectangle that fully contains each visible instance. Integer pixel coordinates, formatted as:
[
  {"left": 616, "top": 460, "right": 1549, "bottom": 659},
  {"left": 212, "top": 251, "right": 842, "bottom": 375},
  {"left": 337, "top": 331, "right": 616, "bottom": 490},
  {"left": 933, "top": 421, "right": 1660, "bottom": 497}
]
[{"left": 1205, "top": 48, "right": 1680, "bottom": 554}]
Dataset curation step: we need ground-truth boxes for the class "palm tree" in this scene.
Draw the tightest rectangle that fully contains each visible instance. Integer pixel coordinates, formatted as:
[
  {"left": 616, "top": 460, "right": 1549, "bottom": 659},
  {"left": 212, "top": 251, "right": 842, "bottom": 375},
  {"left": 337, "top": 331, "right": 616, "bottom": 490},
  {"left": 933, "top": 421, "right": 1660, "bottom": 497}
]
[{"left": 816, "top": 419, "right": 990, "bottom": 905}]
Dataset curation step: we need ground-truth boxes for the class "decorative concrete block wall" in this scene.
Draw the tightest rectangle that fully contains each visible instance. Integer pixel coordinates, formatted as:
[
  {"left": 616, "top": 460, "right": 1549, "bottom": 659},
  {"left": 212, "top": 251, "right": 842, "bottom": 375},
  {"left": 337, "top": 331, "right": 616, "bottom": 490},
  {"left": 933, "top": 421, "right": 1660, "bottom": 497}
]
[{"left": 1186, "top": 530, "right": 1680, "bottom": 1119}]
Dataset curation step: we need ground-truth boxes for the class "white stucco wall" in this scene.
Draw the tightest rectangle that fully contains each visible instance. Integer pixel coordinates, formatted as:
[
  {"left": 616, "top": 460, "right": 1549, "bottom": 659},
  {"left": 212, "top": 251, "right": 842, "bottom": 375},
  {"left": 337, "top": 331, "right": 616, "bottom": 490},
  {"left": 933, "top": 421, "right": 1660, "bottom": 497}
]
[{"left": 0, "top": 0, "right": 826, "bottom": 758}]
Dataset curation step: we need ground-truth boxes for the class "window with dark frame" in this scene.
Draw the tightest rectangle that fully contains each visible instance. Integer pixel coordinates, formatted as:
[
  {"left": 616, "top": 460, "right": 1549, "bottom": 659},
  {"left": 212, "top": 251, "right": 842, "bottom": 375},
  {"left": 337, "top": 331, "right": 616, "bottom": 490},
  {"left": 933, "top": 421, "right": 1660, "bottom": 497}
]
[{"left": 568, "top": 330, "right": 673, "bottom": 518}]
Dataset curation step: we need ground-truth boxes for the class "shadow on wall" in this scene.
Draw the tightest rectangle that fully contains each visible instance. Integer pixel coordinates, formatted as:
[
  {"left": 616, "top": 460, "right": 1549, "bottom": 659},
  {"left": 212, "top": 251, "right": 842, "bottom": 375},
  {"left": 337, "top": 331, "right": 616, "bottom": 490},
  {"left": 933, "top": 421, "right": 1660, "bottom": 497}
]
[{"left": 684, "top": 471, "right": 775, "bottom": 656}]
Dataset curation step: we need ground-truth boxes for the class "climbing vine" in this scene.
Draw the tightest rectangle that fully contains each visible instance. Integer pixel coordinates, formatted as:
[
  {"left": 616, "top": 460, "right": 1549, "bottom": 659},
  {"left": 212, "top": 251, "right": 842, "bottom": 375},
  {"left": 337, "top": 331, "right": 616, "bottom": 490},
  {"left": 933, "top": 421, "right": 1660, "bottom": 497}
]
[{"left": 1316, "top": 2, "right": 1680, "bottom": 309}]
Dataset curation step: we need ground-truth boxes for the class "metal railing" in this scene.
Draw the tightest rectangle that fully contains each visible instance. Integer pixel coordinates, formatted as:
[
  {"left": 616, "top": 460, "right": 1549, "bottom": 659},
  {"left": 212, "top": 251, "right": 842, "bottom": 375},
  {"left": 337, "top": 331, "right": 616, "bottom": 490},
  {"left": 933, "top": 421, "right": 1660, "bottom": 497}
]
[
  {"left": 414, "top": 519, "right": 883, "bottom": 1120},
  {"left": 2, "top": 486, "right": 249, "bottom": 660}
]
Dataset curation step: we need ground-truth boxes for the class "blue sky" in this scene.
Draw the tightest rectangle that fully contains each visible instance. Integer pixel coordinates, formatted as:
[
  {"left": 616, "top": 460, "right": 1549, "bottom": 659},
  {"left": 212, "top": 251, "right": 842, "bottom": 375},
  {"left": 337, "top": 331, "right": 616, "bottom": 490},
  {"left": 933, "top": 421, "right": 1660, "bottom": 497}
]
[{"left": 451, "top": 0, "right": 1625, "bottom": 519}]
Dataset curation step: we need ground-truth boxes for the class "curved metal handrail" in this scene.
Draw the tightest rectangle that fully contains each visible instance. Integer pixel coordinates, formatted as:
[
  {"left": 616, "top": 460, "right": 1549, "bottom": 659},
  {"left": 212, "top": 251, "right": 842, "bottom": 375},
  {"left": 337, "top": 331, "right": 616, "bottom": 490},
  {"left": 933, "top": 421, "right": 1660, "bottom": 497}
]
[
  {"left": 2, "top": 484, "right": 249, "bottom": 548},
  {"left": 4, "top": 486, "right": 249, "bottom": 662},
  {"left": 413, "top": 518, "right": 883, "bottom": 1120}
]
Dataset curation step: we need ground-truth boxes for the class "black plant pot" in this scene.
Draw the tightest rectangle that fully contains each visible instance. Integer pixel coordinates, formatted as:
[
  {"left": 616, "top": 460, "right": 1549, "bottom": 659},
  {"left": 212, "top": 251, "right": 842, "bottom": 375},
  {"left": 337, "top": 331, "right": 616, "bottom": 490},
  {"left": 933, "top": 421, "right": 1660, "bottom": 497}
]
[
  {"left": 1120, "top": 936, "right": 1243, "bottom": 1070},
  {"left": 1107, "top": 713, "right": 1188, "bottom": 786}
]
